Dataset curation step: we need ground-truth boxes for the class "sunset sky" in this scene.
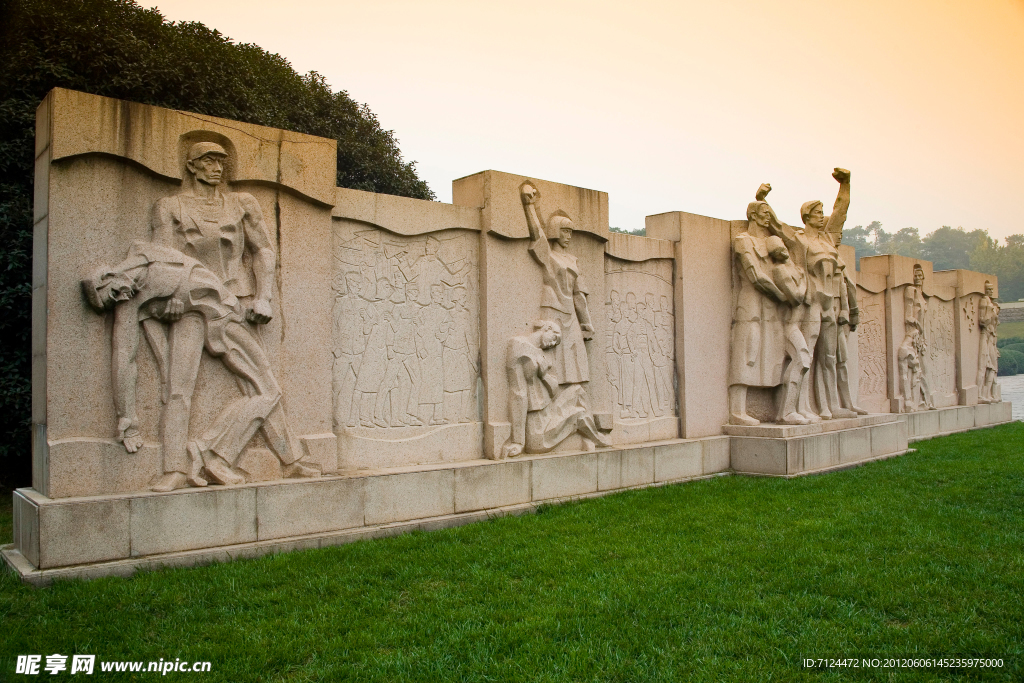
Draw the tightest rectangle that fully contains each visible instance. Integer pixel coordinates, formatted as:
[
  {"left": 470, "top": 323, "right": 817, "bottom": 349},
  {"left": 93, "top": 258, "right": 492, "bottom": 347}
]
[{"left": 151, "top": 0, "right": 1024, "bottom": 240}]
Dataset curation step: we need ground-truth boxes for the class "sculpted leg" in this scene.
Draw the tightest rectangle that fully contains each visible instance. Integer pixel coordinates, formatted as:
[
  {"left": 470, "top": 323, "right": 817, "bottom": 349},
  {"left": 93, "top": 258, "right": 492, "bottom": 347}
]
[
  {"left": 152, "top": 314, "right": 206, "bottom": 492},
  {"left": 729, "top": 385, "right": 759, "bottom": 426}
]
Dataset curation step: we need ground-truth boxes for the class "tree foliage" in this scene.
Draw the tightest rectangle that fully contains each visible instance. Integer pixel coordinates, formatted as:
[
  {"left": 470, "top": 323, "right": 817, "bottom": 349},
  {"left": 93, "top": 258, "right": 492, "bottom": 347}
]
[{"left": 0, "top": 0, "right": 434, "bottom": 488}]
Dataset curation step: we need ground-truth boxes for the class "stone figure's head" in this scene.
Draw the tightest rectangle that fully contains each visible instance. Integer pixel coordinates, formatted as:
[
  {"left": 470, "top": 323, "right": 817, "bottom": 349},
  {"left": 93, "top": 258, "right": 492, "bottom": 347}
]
[
  {"left": 451, "top": 286, "right": 468, "bottom": 306},
  {"left": 82, "top": 266, "right": 138, "bottom": 312},
  {"left": 345, "top": 272, "right": 362, "bottom": 297},
  {"left": 425, "top": 237, "right": 440, "bottom": 256},
  {"left": 661, "top": 295, "right": 670, "bottom": 313},
  {"left": 185, "top": 142, "right": 228, "bottom": 186},
  {"left": 626, "top": 291, "right": 637, "bottom": 310},
  {"left": 533, "top": 319, "right": 562, "bottom": 350},
  {"left": 547, "top": 212, "right": 574, "bottom": 249},
  {"left": 645, "top": 293, "right": 656, "bottom": 310},
  {"left": 376, "top": 277, "right": 395, "bottom": 302},
  {"left": 767, "top": 235, "right": 790, "bottom": 263},
  {"left": 430, "top": 283, "right": 443, "bottom": 304},
  {"left": 801, "top": 200, "right": 825, "bottom": 230},
  {"left": 746, "top": 201, "right": 771, "bottom": 229},
  {"left": 985, "top": 280, "right": 994, "bottom": 297},
  {"left": 913, "top": 264, "right": 925, "bottom": 288},
  {"left": 609, "top": 289, "right": 621, "bottom": 306}
]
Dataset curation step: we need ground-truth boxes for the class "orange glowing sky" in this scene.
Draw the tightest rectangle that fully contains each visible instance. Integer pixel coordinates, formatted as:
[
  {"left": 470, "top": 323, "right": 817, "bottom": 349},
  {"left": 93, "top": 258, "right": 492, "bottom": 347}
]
[{"left": 151, "top": 0, "right": 1024, "bottom": 240}]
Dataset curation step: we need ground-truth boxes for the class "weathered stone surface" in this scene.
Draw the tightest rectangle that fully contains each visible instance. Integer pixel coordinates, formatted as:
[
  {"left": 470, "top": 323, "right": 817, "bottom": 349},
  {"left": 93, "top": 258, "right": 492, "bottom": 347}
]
[
  {"left": 364, "top": 470, "right": 455, "bottom": 525},
  {"left": 130, "top": 487, "right": 257, "bottom": 557}
]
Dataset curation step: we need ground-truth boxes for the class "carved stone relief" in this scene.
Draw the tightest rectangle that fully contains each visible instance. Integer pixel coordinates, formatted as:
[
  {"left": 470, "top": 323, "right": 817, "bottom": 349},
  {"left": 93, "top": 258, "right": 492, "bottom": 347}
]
[
  {"left": 977, "top": 281, "right": 1000, "bottom": 403},
  {"left": 604, "top": 259, "right": 676, "bottom": 425},
  {"left": 81, "top": 142, "right": 320, "bottom": 492},
  {"left": 896, "top": 265, "right": 936, "bottom": 412},
  {"left": 498, "top": 182, "right": 611, "bottom": 457},
  {"left": 925, "top": 297, "right": 957, "bottom": 401},
  {"left": 331, "top": 222, "right": 481, "bottom": 466},
  {"left": 856, "top": 291, "right": 887, "bottom": 407}
]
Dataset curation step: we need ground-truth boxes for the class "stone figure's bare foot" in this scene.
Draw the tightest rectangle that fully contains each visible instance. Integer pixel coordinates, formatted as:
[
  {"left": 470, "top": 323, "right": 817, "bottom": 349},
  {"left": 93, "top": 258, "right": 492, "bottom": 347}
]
[
  {"left": 405, "top": 415, "right": 424, "bottom": 427},
  {"left": 819, "top": 409, "right": 834, "bottom": 420},
  {"left": 150, "top": 472, "right": 188, "bottom": 492},
  {"left": 186, "top": 443, "right": 208, "bottom": 488},
  {"left": 801, "top": 411, "right": 822, "bottom": 424},
  {"left": 781, "top": 412, "right": 809, "bottom": 425},
  {"left": 851, "top": 405, "right": 869, "bottom": 415},
  {"left": 121, "top": 428, "right": 144, "bottom": 453},
  {"left": 282, "top": 462, "right": 321, "bottom": 479},
  {"left": 582, "top": 437, "right": 596, "bottom": 452},
  {"left": 730, "top": 413, "right": 759, "bottom": 426},
  {"left": 500, "top": 441, "right": 523, "bottom": 459},
  {"left": 203, "top": 454, "right": 246, "bottom": 486},
  {"left": 832, "top": 408, "right": 858, "bottom": 419},
  {"left": 373, "top": 417, "right": 388, "bottom": 428}
]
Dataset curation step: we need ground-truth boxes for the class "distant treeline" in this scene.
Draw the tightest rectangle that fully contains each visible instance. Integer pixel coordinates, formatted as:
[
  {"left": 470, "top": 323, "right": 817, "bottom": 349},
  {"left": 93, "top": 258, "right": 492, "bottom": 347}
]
[{"left": 845, "top": 224, "right": 1024, "bottom": 302}]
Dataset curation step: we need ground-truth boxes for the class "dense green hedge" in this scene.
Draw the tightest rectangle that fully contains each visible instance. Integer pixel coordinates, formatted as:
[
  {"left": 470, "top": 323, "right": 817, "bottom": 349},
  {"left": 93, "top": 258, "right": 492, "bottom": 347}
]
[
  {"left": 0, "top": 0, "right": 434, "bottom": 488},
  {"left": 997, "top": 349, "right": 1024, "bottom": 377}
]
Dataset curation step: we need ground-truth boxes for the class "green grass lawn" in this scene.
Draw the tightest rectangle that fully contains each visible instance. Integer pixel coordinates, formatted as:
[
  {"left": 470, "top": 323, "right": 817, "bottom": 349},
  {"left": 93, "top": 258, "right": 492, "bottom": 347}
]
[
  {"left": 997, "top": 320, "right": 1024, "bottom": 340},
  {"left": 2, "top": 424, "right": 1023, "bottom": 682}
]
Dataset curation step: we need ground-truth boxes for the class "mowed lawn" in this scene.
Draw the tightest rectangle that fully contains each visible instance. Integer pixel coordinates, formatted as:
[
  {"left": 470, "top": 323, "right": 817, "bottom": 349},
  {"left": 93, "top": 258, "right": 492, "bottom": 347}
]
[{"left": 1, "top": 424, "right": 1022, "bottom": 682}]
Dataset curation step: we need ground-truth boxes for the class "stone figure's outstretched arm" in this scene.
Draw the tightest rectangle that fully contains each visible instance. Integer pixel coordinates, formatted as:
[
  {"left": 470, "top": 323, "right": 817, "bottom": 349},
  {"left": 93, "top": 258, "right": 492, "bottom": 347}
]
[
  {"left": 521, "top": 183, "right": 552, "bottom": 269},
  {"left": 826, "top": 168, "right": 851, "bottom": 236},
  {"left": 239, "top": 194, "right": 276, "bottom": 324},
  {"left": 573, "top": 280, "right": 595, "bottom": 341},
  {"left": 111, "top": 299, "right": 146, "bottom": 453}
]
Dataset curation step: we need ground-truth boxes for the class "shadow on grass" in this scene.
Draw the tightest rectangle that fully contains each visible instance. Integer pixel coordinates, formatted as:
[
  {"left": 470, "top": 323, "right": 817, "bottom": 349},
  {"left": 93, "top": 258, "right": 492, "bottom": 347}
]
[{"left": 1, "top": 423, "right": 1022, "bottom": 682}]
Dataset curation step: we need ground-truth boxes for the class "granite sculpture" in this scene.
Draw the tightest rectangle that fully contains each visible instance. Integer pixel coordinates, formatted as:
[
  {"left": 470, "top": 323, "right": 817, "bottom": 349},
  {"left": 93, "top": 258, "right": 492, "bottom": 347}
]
[
  {"left": 898, "top": 264, "right": 936, "bottom": 412},
  {"left": 977, "top": 280, "right": 1000, "bottom": 403}
]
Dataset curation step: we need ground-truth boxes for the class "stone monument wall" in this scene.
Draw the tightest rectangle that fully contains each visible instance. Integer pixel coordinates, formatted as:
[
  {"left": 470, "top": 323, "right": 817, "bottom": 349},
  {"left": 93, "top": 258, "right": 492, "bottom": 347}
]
[{"left": 6, "top": 89, "right": 1012, "bottom": 583}]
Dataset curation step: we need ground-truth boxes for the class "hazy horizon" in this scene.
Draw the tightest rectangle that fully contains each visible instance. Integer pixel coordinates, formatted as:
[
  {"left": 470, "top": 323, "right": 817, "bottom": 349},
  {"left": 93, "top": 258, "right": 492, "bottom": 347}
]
[{"left": 151, "top": 0, "right": 1024, "bottom": 241}]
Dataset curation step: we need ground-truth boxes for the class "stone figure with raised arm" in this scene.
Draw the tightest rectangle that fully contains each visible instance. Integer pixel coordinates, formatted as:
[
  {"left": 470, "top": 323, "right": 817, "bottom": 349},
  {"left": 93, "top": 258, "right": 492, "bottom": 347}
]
[
  {"left": 141, "top": 141, "right": 318, "bottom": 488},
  {"left": 500, "top": 321, "right": 610, "bottom": 458},
  {"left": 977, "top": 280, "right": 1000, "bottom": 403},
  {"left": 728, "top": 185, "right": 799, "bottom": 425},
  {"left": 766, "top": 169, "right": 858, "bottom": 420},
  {"left": 520, "top": 182, "right": 594, "bottom": 385},
  {"left": 897, "top": 264, "right": 936, "bottom": 411},
  {"left": 83, "top": 241, "right": 319, "bottom": 492}
]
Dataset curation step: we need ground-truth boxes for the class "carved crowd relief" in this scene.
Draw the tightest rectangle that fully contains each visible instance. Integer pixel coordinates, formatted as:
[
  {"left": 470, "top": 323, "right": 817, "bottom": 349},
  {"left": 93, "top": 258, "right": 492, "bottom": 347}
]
[
  {"left": 499, "top": 182, "right": 611, "bottom": 457},
  {"left": 604, "top": 261, "right": 676, "bottom": 421},
  {"left": 728, "top": 170, "right": 866, "bottom": 426},
  {"left": 856, "top": 293, "right": 887, "bottom": 403},
  {"left": 332, "top": 225, "right": 480, "bottom": 432},
  {"left": 82, "top": 142, "right": 320, "bottom": 492},
  {"left": 926, "top": 298, "right": 956, "bottom": 400},
  {"left": 977, "top": 281, "right": 1000, "bottom": 403}
]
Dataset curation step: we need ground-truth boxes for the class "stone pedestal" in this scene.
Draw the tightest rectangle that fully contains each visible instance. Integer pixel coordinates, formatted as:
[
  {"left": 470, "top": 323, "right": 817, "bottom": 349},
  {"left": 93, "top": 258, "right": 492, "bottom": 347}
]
[{"left": 726, "top": 414, "right": 908, "bottom": 476}]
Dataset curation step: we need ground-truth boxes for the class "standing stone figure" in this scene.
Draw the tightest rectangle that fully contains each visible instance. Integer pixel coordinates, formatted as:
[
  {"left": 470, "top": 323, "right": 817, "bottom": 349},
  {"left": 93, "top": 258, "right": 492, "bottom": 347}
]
[
  {"left": 898, "top": 264, "right": 936, "bottom": 411},
  {"left": 500, "top": 321, "right": 610, "bottom": 457},
  {"left": 519, "top": 182, "right": 594, "bottom": 385},
  {"left": 766, "top": 169, "right": 857, "bottom": 421},
  {"left": 728, "top": 192, "right": 792, "bottom": 425},
  {"left": 119, "top": 142, "right": 318, "bottom": 490},
  {"left": 977, "top": 280, "right": 1000, "bottom": 403}
]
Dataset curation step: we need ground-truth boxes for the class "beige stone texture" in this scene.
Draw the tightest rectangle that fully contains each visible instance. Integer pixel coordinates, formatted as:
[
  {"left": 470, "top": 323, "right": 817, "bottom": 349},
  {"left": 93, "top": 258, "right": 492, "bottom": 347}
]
[
  {"left": 130, "top": 487, "right": 257, "bottom": 557},
  {"left": 531, "top": 453, "right": 599, "bottom": 500},
  {"left": 46, "top": 440, "right": 159, "bottom": 498},
  {"left": 799, "top": 433, "right": 840, "bottom": 471},
  {"left": 339, "top": 424, "right": 483, "bottom": 470},
  {"left": 646, "top": 212, "right": 733, "bottom": 437},
  {"left": 333, "top": 187, "right": 481, "bottom": 235},
  {"left": 906, "top": 410, "right": 941, "bottom": 439},
  {"left": 453, "top": 170, "right": 608, "bottom": 241},
  {"left": 256, "top": 478, "right": 364, "bottom": 540},
  {"left": 454, "top": 460, "right": 530, "bottom": 512},
  {"left": 869, "top": 421, "right": 905, "bottom": 457},
  {"left": 13, "top": 490, "right": 40, "bottom": 568},
  {"left": 838, "top": 427, "right": 872, "bottom": 464},
  {"left": 702, "top": 437, "right": 731, "bottom": 474},
  {"left": 605, "top": 232, "right": 674, "bottom": 261},
  {"left": 730, "top": 437, "right": 788, "bottom": 475},
  {"left": 992, "top": 401, "right": 1012, "bottom": 423},
  {"left": 653, "top": 441, "right": 702, "bottom": 481},
  {"left": 37, "top": 498, "right": 130, "bottom": 569},
  {"left": 597, "top": 450, "right": 623, "bottom": 491},
  {"left": 974, "top": 402, "right": 993, "bottom": 426},
  {"left": 620, "top": 447, "right": 657, "bottom": 487},
  {"left": 364, "top": 470, "right": 455, "bottom": 525},
  {"left": 42, "top": 89, "right": 336, "bottom": 204},
  {"left": 723, "top": 413, "right": 894, "bottom": 438}
]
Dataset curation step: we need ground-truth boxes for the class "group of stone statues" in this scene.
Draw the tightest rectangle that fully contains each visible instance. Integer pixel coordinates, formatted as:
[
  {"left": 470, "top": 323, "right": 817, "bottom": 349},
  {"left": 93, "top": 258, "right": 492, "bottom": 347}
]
[
  {"left": 729, "top": 169, "right": 866, "bottom": 425},
  {"left": 606, "top": 290, "right": 674, "bottom": 419},
  {"left": 332, "top": 236, "right": 479, "bottom": 431},
  {"left": 83, "top": 143, "right": 320, "bottom": 491}
]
